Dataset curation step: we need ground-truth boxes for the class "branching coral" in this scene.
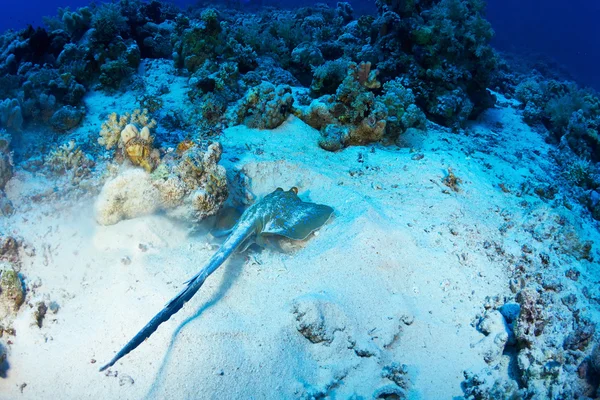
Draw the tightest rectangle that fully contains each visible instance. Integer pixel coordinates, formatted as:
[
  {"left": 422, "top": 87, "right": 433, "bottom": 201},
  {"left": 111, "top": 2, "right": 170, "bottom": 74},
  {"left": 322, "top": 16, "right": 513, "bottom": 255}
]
[
  {"left": 91, "top": 3, "right": 129, "bottom": 44},
  {"left": 44, "top": 140, "right": 94, "bottom": 180},
  {"left": 99, "top": 109, "right": 161, "bottom": 173},
  {"left": 354, "top": 61, "right": 380, "bottom": 90},
  {"left": 310, "top": 59, "right": 351, "bottom": 96}
]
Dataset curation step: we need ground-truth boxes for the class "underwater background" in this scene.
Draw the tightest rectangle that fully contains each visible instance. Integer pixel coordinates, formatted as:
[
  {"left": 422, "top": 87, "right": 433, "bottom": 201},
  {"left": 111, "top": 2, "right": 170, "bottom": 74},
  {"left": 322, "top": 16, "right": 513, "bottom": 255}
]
[
  {"left": 2, "top": 0, "right": 599, "bottom": 91},
  {"left": 0, "top": 0, "right": 599, "bottom": 398}
]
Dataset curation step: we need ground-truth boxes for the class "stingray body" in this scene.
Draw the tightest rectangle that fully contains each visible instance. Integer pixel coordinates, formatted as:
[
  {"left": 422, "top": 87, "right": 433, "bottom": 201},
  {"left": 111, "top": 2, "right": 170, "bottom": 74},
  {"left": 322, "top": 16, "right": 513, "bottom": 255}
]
[{"left": 99, "top": 187, "right": 333, "bottom": 371}]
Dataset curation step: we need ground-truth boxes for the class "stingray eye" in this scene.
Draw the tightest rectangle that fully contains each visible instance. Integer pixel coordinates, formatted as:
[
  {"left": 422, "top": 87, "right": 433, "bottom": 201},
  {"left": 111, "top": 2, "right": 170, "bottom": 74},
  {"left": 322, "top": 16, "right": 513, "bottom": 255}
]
[
  {"left": 290, "top": 187, "right": 298, "bottom": 194},
  {"left": 275, "top": 187, "right": 283, "bottom": 191}
]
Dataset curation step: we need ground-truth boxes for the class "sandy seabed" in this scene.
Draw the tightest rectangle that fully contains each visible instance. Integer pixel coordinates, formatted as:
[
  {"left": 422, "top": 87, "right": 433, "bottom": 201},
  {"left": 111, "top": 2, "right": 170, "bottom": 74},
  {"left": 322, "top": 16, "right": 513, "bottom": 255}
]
[{"left": 0, "top": 91, "right": 598, "bottom": 399}]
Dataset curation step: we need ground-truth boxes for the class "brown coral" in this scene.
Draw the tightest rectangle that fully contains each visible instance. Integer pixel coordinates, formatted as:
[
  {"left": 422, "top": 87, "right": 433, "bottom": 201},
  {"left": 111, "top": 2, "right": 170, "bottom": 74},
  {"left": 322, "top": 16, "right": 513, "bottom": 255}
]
[
  {"left": 355, "top": 61, "right": 380, "bottom": 90},
  {"left": 98, "top": 109, "right": 157, "bottom": 150},
  {"left": 443, "top": 168, "right": 462, "bottom": 192},
  {"left": 121, "top": 124, "right": 160, "bottom": 172}
]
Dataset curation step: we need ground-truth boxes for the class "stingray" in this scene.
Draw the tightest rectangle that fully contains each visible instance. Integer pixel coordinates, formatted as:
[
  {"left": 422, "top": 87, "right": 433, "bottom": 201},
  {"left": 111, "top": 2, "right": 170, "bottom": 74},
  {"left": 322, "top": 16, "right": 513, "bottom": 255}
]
[{"left": 99, "top": 187, "right": 333, "bottom": 371}]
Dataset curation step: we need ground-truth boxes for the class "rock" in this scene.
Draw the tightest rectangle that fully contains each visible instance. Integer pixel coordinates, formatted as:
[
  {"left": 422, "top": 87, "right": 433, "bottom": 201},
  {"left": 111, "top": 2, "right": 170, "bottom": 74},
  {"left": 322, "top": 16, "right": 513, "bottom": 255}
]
[
  {"left": 50, "top": 106, "right": 84, "bottom": 132},
  {"left": 590, "top": 344, "right": 600, "bottom": 373},
  {"left": 0, "top": 341, "right": 7, "bottom": 377},
  {"left": 0, "top": 191, "right": 12, "bottom": 217},
  {"left": 0, "top": 234, "right": 19, "bottom": 263},
  {"left": 477, "top": 310, "right": 513, "bottom": 364},
  {"left": 118, "top": 374, "right": 135, "bottom": 386},
  {"left": 33, "top": 302, "right": 47, "bottom": 328},
  {"left": 292, "top": 294, "right": 347, "bottom": 345},
  {"left": 0, "top": 151, "right": 11, "bottom": 190},
  {"left": 0, "top": 267, "right": 24, "bottom": 319}
]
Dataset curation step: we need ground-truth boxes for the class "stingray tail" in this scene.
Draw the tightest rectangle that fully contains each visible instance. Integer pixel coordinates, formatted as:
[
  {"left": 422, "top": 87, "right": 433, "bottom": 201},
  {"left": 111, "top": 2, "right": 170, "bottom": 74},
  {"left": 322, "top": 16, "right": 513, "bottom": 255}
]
[{"left": 99, "top": 223, "right": 254, "bottom": 372}]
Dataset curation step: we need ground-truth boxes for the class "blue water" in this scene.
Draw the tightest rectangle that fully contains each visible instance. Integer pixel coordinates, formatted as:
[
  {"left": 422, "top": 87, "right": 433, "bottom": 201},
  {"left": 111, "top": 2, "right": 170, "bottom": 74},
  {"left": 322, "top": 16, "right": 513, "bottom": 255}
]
[
  {"left": 486, "top": 0, "right": 600, "bottom": 91},
  {"left": 1, "top": 0, "right": 598, "bottom": 91}
]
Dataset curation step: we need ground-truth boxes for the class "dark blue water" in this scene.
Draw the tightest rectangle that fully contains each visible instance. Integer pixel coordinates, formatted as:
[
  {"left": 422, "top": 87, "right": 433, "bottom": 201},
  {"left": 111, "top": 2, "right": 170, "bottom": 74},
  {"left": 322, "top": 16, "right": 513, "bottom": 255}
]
[
  {"left": 486, "top": 0, "right": 600, "bottom": 91},
  {"left": 0, "top": 0, "right": 598, "bottom": 91}
]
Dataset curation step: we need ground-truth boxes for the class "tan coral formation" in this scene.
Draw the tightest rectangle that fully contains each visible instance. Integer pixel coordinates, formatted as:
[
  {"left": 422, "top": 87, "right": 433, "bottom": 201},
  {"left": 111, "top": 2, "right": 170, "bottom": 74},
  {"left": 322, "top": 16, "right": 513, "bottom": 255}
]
[
  {"left": 44, "top": 140, "right": 95, "bottom": 181},
  {"left": 98, "top": 109, "right": 159, "bottom": 172},
  {"left": 95, "top": 142, "right": 228, "bottom": 225},
  {"left": 98, "top": 109, "right": 156, "bottom": 150},
  {"left": 120, "top": 124, "right": 160, "bottom": 172}
]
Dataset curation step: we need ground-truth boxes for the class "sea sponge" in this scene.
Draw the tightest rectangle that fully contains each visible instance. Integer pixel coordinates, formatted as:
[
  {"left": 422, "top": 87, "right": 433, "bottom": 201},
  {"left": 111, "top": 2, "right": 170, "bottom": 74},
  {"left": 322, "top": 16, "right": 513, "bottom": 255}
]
[
  {"left": 95, "top": 142, "right": 228, "bottom": 225},
  {"left": 95, "top": 168, "right": 162, "bottom": 226}
]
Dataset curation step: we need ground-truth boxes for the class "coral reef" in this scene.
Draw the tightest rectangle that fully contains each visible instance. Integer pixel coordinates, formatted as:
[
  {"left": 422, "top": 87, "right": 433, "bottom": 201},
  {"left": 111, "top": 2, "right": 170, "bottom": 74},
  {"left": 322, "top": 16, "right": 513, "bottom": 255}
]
[
  {"left": 120, "top": 124, "right": 160, "bottom": 173},
  {"left": 0, "top": 0, "right": 500, "bottom": 135},
  {"left": 99, "top": 109, "right": 156, "bottom": 150},
  {"left": 96, "top": 141, "right": 227, "bottom": 225},
  {"left": 296, "top": 62, "right": 426, "bottom": 150},
  {"left": 44, "top": 140, "right": 94, "bottom": 181},
  {"left": 227, "top": 82, "right": 293, "bottom": 129},
  {"left": 514, "top": 76, "right": 600, "bottom": 161},
  {"left": 0, "top": 99, "right": 23, "bottom": 131}
]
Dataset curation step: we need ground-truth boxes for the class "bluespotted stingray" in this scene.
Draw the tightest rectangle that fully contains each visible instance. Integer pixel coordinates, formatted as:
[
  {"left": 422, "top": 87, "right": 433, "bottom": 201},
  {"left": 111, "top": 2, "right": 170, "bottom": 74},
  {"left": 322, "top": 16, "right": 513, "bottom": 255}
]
[{"left": 99, "top": 187, "right": 334, "bottom": 371}]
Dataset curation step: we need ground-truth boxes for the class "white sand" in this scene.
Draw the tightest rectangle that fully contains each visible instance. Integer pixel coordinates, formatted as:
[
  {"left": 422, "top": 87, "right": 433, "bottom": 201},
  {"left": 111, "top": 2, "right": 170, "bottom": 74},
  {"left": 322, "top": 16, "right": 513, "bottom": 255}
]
[{"left": 0, "top": 92, "right": 597, "bottom": 399}]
